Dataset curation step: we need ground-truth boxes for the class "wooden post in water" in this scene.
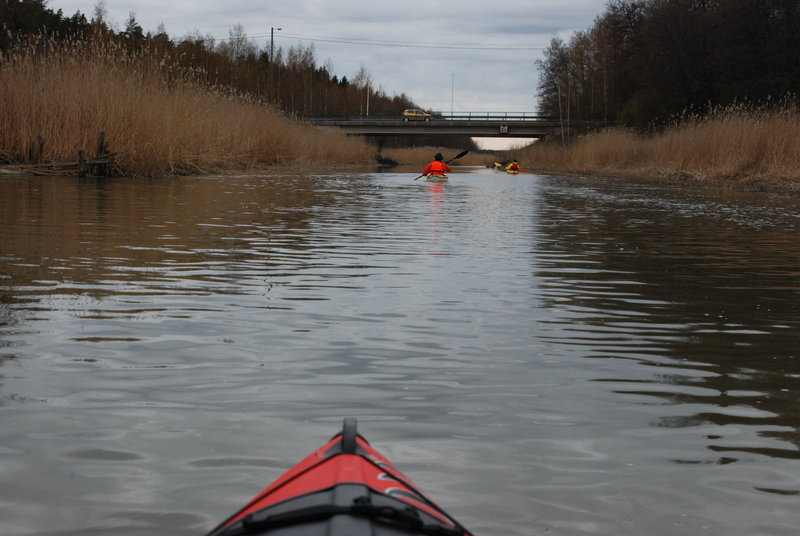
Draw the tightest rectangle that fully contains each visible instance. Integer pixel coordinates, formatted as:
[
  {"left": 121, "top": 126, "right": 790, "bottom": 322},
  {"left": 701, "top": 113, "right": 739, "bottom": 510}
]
[
  {"left": 94, "top": 131, "right": 108, "bottom": 177},
  {"left": 96, "top": 131, "right": 107, "bottom": 156},
  {"left": 77, "top": 150, "right": 87, "bottom": 178},
  {"left": 29, "top": 135, "right": 45, "bottom": 163}
]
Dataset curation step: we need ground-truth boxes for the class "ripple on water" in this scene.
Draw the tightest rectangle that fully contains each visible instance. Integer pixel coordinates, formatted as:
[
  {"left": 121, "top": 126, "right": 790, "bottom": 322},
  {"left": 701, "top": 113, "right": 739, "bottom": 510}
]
[{"left": 1, "top": 172, "right": 799, "bottom": 535}]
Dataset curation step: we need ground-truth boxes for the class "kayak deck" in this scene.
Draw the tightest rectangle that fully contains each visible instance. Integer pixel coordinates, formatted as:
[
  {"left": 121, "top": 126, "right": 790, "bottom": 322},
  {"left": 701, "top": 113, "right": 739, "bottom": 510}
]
[{"left": 207, "top": 419, "right": 472, "bottom": 536}]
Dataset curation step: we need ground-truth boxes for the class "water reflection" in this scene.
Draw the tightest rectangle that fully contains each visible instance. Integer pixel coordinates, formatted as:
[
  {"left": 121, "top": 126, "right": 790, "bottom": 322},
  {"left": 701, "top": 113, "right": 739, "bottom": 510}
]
[
  {"left": 533, "top": 178, "right": 800, "bottom": 465},
  {"left": 1, "top": 174, "right": 394, "bottom": 310}
]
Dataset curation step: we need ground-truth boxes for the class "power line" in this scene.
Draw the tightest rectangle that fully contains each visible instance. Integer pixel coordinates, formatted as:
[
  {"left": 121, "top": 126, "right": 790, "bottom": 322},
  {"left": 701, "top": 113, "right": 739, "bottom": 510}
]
[{"left": 246, "top": 32, "right": 544, "bottom": 51}]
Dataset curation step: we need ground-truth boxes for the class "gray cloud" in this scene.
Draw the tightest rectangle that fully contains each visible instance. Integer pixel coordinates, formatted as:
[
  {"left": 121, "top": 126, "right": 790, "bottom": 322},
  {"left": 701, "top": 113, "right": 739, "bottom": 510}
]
[{"left": 48, "top": 0, "right": 602, "bottom": 111}]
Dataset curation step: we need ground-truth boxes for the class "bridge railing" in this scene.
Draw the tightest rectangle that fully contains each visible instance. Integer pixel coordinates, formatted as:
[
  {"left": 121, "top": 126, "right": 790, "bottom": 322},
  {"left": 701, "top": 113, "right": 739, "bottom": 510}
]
[
  {"left": 433, "top": 111, "right": 553, "bottom": 121},
  {"left": 309, "top": 112, "right": 559, "bottom": 122}
]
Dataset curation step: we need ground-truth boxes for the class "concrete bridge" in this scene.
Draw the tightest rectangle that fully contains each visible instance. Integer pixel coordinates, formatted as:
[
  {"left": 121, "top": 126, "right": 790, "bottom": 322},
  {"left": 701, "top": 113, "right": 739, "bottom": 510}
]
[{"left": 310, "top": 112, "right": 580, "bottom": 140}]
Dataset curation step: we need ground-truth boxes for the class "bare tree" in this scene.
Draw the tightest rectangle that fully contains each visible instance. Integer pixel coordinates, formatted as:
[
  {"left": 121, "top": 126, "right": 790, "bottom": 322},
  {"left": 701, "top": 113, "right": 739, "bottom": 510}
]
[{"left": 218, "top": 24, "right": 255, "bottom": 61}]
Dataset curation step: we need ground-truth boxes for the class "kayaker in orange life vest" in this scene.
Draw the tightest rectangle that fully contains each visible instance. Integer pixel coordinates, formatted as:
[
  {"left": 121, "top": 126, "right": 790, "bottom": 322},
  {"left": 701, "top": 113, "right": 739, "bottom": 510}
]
[
  {"left": 506, "top": 160, "right": 520, "bottom": 172},
  {"left": 422, "top": 153, "right": 452, "bottom": 177}
]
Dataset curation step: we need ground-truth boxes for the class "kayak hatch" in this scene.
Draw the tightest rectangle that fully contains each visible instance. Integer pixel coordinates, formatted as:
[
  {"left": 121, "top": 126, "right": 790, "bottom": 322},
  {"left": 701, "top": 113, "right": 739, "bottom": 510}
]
[{"left": 206, "top": 418, "right": 473, "bottom": 536}]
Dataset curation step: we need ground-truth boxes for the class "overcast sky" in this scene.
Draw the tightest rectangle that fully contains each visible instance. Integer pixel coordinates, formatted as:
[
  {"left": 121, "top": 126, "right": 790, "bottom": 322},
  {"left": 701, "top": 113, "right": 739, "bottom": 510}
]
[{"left": 47, "top": 0, "right": 603, "bottom": 114}]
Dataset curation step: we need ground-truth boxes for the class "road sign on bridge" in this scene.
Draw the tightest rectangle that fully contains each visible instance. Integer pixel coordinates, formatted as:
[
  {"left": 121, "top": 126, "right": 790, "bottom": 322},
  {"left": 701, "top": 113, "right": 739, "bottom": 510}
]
[{"left": 310, "top": 112, "right": 578, "bottom": 140}]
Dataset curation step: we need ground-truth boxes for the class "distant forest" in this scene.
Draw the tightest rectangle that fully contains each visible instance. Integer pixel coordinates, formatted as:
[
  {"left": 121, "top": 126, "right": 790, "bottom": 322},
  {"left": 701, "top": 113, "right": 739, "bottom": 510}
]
[
  {"left": 536, "top": 0, "right": 800, "bottom": 128},
  {"left": 0, "top": 0, "right": 419, "bottom": 119}
]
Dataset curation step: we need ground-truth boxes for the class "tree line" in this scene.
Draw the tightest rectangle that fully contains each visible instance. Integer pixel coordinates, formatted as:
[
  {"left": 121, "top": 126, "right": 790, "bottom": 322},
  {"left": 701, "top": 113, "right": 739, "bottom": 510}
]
[
  {"left": 535, "top": 0, "right": 800, "bottom": 129},
  {"left": 1, "top": 0, "right": 418, "bottom": 119}
]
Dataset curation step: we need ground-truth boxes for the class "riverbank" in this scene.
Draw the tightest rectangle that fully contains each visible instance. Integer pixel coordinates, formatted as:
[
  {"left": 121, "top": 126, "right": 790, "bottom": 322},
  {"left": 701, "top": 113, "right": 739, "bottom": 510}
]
[
  {"left": 522, "top": 167, "right": 800, "bottom": 197},
  {"left": 508, "top": 106, "right": 800, "bottom": 195},
  {"left": 0, "top": 38, "right": 372, "bottom": 177},
  {"left": 5, "top": 39, "right": 800, "bottom": 191}
]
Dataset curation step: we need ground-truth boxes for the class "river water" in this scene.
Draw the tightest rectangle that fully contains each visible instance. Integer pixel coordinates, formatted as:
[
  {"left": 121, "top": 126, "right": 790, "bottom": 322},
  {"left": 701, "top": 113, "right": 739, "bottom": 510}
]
[{"left": 1, "top": 168, "right": 799, "bottom": 536}]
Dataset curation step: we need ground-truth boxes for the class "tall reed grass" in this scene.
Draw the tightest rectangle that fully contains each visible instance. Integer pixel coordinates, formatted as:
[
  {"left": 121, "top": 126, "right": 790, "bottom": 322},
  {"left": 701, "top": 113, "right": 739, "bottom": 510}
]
[
  {"left": 0, "top": 38, "right": 372, "bottom": 176},
  {"left": 512, "top": 104, "right": 800, "bottom": 191}
]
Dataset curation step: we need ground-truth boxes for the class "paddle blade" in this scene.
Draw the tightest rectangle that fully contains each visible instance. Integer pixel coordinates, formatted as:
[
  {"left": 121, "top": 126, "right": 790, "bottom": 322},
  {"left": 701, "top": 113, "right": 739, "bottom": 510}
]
[{"left": 447, "top": 150, "right": 469, "bottom": 163}]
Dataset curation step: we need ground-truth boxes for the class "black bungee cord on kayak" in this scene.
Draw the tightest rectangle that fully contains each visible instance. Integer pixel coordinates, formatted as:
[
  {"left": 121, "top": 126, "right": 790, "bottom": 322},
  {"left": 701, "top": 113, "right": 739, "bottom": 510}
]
[{"left": 235, "top": 496, "right": 466, "bottom": 536}]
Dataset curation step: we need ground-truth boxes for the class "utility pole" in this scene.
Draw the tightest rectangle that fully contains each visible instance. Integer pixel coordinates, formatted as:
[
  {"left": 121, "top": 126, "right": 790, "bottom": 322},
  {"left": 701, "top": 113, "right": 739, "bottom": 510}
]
[
  {"left": 451, "top": 73, "right": 454, "bottom": 118},
  {"left": 270, "top": 26, "right": 282, "bottom": 99}
]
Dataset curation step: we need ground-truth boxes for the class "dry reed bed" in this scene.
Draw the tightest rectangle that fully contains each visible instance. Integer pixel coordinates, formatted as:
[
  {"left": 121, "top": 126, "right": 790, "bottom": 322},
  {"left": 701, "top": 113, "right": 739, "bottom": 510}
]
[
  {"left": 0, "top": 39, "right": 372, "bottom": 177},
  {"left": 514, "top": 106, "right": 800, "bottom": 192}
]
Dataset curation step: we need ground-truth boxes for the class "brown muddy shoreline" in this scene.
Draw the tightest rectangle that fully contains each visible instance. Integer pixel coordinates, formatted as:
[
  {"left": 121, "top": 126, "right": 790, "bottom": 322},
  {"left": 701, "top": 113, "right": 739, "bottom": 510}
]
[{"left": 521, "top": 167, "right": 800, "bottom": 197}]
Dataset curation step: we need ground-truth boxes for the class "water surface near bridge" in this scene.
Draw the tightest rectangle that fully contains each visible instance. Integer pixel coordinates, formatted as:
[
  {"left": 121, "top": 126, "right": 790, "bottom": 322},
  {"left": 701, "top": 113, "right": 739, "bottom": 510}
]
[{"left": 1, "top": 169, "right": 799, "bottom": 536}]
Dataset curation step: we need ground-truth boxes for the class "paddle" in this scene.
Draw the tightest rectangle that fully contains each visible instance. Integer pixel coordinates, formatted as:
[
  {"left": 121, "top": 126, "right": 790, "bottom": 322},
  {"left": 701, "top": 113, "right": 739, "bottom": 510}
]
[{"left": 413, "top": 150, "right": 469, "bottom": 180}]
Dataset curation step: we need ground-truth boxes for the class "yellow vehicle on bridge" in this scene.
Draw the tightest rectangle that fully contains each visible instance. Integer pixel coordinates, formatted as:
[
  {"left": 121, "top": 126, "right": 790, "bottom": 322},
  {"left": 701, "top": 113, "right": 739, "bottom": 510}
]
[{"left": 402, "top": 108, "right": 433, "bottom": 121}]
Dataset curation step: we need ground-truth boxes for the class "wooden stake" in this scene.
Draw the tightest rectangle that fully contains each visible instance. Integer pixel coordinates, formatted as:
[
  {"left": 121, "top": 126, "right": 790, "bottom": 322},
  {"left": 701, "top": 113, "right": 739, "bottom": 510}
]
[{"left": 78, "top": 150, "right": 86, "bottom": 177}]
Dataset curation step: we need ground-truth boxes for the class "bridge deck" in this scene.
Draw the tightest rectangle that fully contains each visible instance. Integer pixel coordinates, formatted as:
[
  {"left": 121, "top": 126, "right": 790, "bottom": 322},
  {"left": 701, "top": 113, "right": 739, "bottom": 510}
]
[{"left": 310, "top": 114, "right": 571, "bottom": 139}]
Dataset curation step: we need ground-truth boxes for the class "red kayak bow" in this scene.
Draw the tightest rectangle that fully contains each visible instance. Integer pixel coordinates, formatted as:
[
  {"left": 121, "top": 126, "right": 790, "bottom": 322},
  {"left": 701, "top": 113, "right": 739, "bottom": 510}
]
[{"left": 207, "top": 418, "right": 473, "bottom": 536}]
